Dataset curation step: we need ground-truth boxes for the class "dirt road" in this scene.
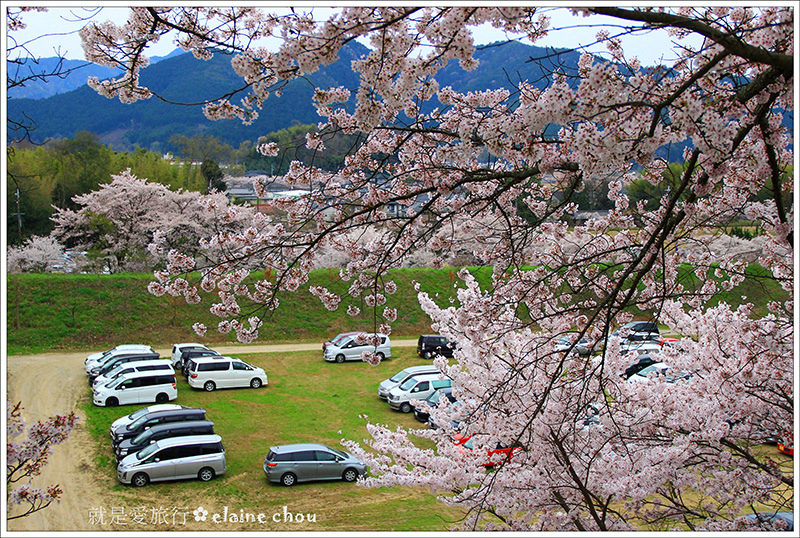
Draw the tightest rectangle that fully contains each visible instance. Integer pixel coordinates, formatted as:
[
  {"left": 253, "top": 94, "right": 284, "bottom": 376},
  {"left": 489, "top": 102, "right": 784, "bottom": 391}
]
[{"left": 5, "top": 340, "right": 417, "bottom": 531}]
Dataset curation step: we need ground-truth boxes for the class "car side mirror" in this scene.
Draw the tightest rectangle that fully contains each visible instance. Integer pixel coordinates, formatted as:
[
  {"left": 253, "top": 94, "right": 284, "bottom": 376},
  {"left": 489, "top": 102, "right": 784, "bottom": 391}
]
[{"left": 154, "top": 458, "right": 160, "bottom": 463}]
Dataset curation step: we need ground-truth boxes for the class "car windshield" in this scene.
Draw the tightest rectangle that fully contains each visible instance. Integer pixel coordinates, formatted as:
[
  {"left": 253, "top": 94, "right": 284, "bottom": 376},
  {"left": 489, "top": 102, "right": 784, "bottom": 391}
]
[
  {"left": 103, "top": 366, "right": 124, "bottom": 379},
  {"left": 331, "top": 333, "right": 355, "bottom": 345},
  {"left": 104, "top": 376, "right": 125, "bottom": 389},
  {"left": 399, "top": 378, "right": 419, "bottom": 391},
  {"left": 126, "top": 407, "right": 152, "bottom": 421},
  {"left": 389, "top": 369, "right": 410, "bottom": 383},
  {"left": 428, "top": 391, "right": 442, "bottom": 404},
  {"left": 136, "top": 442, "right": 159, "bottom": 460},
  {"left": 637, "top": 364, "right": 666, "bottom": 377},
  {"left": 128, "top": 414, "right": 153, "bottom": 430},
  {"left": 327, "top": 447, "right": 348, "bottom": 459},
  {"left": 131, "top": 429, "right": 153, "bottom": 446}
]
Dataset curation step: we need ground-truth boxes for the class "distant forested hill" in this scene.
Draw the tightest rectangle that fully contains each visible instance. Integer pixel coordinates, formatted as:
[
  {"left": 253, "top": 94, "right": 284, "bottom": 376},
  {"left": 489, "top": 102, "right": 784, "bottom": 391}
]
[
  {"left": 10, "top": 40, "right": 764, "bottom": 161},
  {"left": 8, "top": 41, "right": 584, "bottom": 152}
]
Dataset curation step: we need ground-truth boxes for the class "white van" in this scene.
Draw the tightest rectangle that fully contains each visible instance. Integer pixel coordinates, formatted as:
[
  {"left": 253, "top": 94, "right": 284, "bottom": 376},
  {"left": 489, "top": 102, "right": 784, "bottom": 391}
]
[
  {"left": 378, "top": 365, "right": 441, "bottom": 400},
  {"left": 117, "top": 434, "right": 226, "bottom": 486},
  {"left": 324, "top": 333, "right": 391, "bottom": 363},
  {"left": 93, "top": 370, "right": 178, "bottom": 407},
  {"left": 186, "top": 356, "right": 268, "bottom": 391},
  {"left": 171, "top": 343, "right": 212, "bottom": 368},
  {"left": 85, "top": 345, "right": 153, "bottom": 373},
  {"left": 386, "top": 373, "right": 452, "bottom": 413},
  {"left": 93, "top": 360, "right": 174, "bottom": 388}
]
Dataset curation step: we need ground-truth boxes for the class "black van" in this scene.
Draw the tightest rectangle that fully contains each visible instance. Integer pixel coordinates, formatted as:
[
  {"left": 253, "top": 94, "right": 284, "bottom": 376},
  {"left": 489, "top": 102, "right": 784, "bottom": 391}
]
[
  {"left": 111, "top": 407, "right": 207, "bottom": 446},
  {"left": 115, "top": 420, "right": 215, "bottom": 460},
  {"left": 417, "top": 335, "right": 455, "bottom": 359}
]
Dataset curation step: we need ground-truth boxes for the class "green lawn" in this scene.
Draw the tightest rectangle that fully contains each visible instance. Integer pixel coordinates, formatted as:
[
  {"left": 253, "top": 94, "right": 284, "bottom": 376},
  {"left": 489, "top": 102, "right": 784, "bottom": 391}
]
[{"left": 81, "top": 347, "right": 467, "bottom": 531}]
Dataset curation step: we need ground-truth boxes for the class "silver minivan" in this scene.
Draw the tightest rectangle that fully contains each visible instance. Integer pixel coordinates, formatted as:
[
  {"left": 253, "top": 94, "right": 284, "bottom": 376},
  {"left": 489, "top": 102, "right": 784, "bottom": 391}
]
[
  {"left": 117, "top": 434, "right": 226, "bottom": 486},
  {"left": 378, "top": 365, "right": 441, "bottom": 400},
  {"left": 323, "top": 332, "right": 391, "bottom": 363},
  {"left": 387, "top": 373, "right": 452, "bottom": 413},
  {"left": 263, "top": 443, "right": 367, "bottom": 487}
]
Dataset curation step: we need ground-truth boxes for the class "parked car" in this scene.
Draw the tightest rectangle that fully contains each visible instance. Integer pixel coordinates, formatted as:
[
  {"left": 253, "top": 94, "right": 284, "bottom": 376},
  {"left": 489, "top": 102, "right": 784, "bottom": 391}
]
[
  {"left": 377, "top": 365, "right": 441, "bottom": 401},
  {"left": 115, "top": 420, "right": 215, "bottom": 461},
  {"left": 92, "top": 359, "right": 174, "bottom": 388},
  {"left": 117, "top": 434, "right": 226, "bottom": 487},
  {"left": 620, "top": 354, "right": 660, "bottom": 379},
  {"left": 743, "top": 511, "right": 794, "bottom": 531},
  {"left": 88, "top": 352, "right": 162, "bottom": 382},
  {"left": 627, "top": 362, "right": 692, "bottom": 384},
  {"left": 109, "top": 404, "right": 190, "bottom": 436},
  {"left": 85, "top": 345, "right": 154, "bottom": 373},
  {"left": 414, "top": 387, "right": 456, "bottom": 423},
  {"left": 323, "top": 332, "right": 391, "bottom": 363},
  {"left": 611, "top": 321, "right": 660, "bottom": 337},
  {"left": 263, "top": 443, "right": 367, "bottom": 487},
  {"left": 93, "top": 370, "right": 177, "bottom": 407},
  {"left": 555, "top": 334, "right": 591, "bottom": 356},
  {"left": 452, "top": 434, "right": 524, "bottom": 468},
  {"left": 171, "top": 343, "right": 214, "bottom": 369},
  {"left": 179, "top": 349, "right": 223, "bottom": 376},
  {"left": 777, "top": 430, "right": 793, "bottom": 457},
  {"left": 111, "top": 407, "right": 207, "bottom": 446},
  {"left": 387, "top": 373, "right": 452, "bottom": 413},
  {"left": 186, "top": 356, "right": 267, "bottom": 391},
  {"left": 417, "top": 335, "right": 455, "bottom": 358}
]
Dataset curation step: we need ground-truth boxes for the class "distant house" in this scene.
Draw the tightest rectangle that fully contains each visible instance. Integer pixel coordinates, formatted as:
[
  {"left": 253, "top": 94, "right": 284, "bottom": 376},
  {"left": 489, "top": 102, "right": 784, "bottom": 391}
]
[{"left": 571, "top": 210, "right": 612, "bottom": 226}]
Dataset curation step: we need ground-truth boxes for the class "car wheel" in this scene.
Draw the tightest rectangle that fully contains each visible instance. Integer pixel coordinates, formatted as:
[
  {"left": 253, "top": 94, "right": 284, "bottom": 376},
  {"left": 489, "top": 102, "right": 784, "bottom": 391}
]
[
  {"left": 280, "top": 472, "right": 297, "bottom": 487},
  {"left": 132, "top": 472, "right": 149, "bottom": 487},
  {"left": 376, "top": 352, "right": 385, "bottom": 361},
  {"left": 204, "top": 381, "right": 216, "bottom": 392},
  {"left": 335, "top": 354, "right": 345, "bottom": 363},
  {"left": 155, "top": 392, "right": 169, "bottom": 404},
  {"left": 198, "top": 467, "right": 215, "bottom": 482},
  {"left": 250, "top": 378, "right": 262, "bottom": 389},
  {"left": 342, "top": 468, "right": 359, "bottom": 482},
  {"left": 400, "top": 402, "right": 412, "bottom": 414},
  {"left": 106, "top": 397, "right": 119, "bottom": 407}
]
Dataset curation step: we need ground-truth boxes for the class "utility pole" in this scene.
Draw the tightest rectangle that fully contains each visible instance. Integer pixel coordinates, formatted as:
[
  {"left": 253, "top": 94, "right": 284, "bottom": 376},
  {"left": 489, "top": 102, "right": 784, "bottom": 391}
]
[{"left": 10, "top": 188, "right": 24, "bottom": 239}]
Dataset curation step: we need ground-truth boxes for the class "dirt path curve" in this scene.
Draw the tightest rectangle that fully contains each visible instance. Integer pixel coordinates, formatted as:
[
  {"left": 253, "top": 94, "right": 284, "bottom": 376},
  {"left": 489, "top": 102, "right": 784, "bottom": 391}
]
[{"left": 5, "top": 340, "right": 418, "bottom": 531}]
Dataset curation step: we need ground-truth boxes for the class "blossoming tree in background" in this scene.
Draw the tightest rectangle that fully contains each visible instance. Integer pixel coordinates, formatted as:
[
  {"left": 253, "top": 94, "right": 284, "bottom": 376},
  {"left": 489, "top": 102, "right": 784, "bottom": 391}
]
[
  {"left": 6, "top": 401, "right": 78, "bottom": 520},
  {"left": 70, "top": 6, "right": 792, "bottom": 531}
]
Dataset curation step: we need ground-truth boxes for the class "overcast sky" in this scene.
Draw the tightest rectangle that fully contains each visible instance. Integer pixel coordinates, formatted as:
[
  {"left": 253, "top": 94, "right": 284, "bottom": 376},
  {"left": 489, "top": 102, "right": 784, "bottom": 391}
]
[{"left": 7, "top": 4, "right": 701, "bottom": 67}]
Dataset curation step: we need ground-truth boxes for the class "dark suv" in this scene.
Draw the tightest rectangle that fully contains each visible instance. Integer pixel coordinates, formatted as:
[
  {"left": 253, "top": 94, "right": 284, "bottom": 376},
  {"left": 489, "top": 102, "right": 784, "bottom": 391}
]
[
  {"left": 111, "top": 407, "right": 207, "bottom": 446},
  {"left": 115, "top": 420, "right": 215, "bottom": 461},
  {"left": 417, "top": 335, "right": 455, "bottom": 359}
]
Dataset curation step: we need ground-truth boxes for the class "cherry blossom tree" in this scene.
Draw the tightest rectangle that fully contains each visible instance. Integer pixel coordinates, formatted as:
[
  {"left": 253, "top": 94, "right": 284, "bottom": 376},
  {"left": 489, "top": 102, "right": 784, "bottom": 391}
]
[
  {"left": 74, "top": 6, "right": 793, "bottom": 531},
  {"left": 50, "top": 169, "right": 257, "bottom": 272},
  {"left": 6, "top": 400, "right": 78, "bottom": 520},
  {"left": 6, "top": 235, "right": 65, "bottom": 273}
]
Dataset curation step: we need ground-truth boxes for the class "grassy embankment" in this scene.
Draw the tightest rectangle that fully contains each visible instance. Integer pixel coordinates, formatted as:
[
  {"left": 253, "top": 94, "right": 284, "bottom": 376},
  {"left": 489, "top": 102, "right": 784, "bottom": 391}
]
[{"left": 6, "top": 263, "right": 788, "bottom": 355}]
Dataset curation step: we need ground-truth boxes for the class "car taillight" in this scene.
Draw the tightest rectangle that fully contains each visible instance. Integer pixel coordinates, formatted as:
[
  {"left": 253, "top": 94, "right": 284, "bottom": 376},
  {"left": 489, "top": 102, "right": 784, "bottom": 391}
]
[
  {"left": 191, "top": 373, "right": 198, "bottom": 378},
  {"left": 267, "top": 462, "right": 277, "bottom": 467},
  {"left": 172, "top": 382, "right": 177, "bottom": 388}
]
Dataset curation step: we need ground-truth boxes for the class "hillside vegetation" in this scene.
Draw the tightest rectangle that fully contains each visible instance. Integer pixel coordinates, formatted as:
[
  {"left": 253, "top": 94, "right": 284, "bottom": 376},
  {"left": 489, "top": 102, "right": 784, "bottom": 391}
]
[{"left": 6, "top": 264, "right": 788, "bottom": 355}]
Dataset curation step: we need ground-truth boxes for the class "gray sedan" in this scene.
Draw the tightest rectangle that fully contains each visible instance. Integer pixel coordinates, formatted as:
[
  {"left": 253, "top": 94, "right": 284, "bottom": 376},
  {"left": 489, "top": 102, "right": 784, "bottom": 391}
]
[{"left": 263, "top": 443, "right": 367, "bottom": 486}]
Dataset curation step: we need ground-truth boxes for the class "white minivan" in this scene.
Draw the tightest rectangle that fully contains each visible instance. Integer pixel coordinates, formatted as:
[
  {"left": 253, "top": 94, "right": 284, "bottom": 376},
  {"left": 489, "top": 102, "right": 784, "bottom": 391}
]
[
  {"left": 93, "top": 360, "right": 174, "bottom": 389},
  {"left": 378, "top": 365, "right": 441, "bottom": 400},
  {"left": 387, "top": 373, "right": 452, "bottom": 413},
  {"left": 186, "top": 356, "right": 268, "bottom": 391},
  {"left": 323, "top": 333, "right": 391, "bottom": 363},
  {"left": 85, "top": 345, "right": 154, "bottom": 373},
  {"left": 93, "top": 370, "right": 178, "bottom": 407}
]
